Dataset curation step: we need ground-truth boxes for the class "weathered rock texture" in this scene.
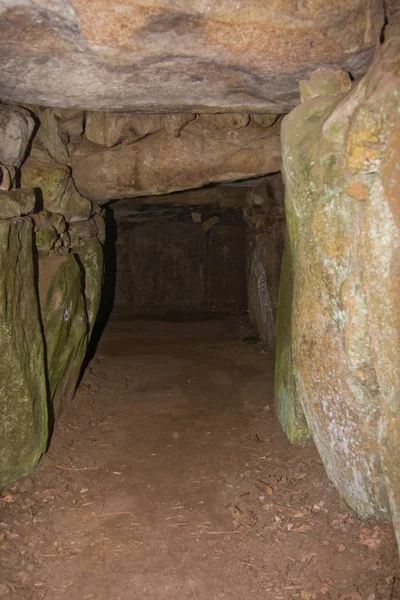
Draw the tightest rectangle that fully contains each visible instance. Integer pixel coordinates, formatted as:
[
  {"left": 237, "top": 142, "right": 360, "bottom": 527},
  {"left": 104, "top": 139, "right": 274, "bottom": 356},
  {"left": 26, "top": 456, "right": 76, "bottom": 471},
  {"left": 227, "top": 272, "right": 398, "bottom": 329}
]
[
  {"left": 21, "top": 106, "right": 93, "bottom": 222},
  {"left": 0, "top": 105, "right": 35, "bottom": 168},
  {"left": 279, "top": 38, "right": 400, "bottom": 547},
  {"left": 0, "top": 1, "right": 385, "bottom": 113},
  {"left": 275, "top": 240, "right": 311, "bottom": 443},
  {"left": 113, "top": 186, "right": 248, "bottom": 216},
  {"left": 114, "top": 210, "right": 246, "bottom": 314},
  {"left": 244, "top": 174, "right": 286, "bottom": 350},
  {"left": 0, "top": 104, "right": 105, "bottom": 487},
  {"left": 85, "top": 113, "right": 197, "bottom": 146},
  {"left": 71, "top": 114, "right": 282, "bottom": 201},
  {"left": 247, "top": 236, "right": 281, "bottom": 351},
  {"left": 0, "top": 218, "right": 48, "bottom": 488},
  {"left": 38, "top": 241, "right": 103, "bottom": 418}
]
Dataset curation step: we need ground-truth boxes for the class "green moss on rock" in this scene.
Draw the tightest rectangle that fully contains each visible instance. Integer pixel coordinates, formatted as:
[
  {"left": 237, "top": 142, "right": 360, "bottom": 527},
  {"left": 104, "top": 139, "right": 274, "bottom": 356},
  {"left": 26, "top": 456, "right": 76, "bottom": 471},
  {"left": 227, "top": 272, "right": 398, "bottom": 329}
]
[
  {"left": 76, "top": 238, "right": 104, "bottom": 335},
  {"left": 275, "top": 240, "right": 311, "bottom": 444},
  {"left": 21, "top": 148, "right": 92, "bottom": 223},
  {"left": 38, "top": 253, "right": 89, "bottom": 417},
  {"left": 280, "top": 39, "right": 400, "bottom": 529},
  {"left": 0, "top": 218, "right": 48, "bottom": 488}
]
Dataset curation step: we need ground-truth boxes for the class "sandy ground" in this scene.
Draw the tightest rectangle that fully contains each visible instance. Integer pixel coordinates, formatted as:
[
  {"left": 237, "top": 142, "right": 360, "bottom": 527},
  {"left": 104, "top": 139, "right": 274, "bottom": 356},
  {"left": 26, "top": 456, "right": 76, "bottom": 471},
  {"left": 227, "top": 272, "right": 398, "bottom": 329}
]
[{"left": 0, "top": 315, "right": 398, "bottom": 600}]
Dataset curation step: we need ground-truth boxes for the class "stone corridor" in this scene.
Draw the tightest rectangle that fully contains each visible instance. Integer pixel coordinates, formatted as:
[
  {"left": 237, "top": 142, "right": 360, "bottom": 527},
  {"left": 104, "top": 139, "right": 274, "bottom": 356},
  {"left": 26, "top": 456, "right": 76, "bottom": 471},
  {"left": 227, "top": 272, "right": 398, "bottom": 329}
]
[{"left": 0, "top": 0, "right": 399, "bottom": 596}]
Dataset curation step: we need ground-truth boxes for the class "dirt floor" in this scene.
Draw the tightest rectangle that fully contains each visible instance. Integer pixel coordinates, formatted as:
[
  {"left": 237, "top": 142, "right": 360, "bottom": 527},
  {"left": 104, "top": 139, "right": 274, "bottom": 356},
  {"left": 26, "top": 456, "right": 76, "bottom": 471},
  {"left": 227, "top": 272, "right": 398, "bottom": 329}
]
[{"left": 0, "top": 316, "right": 399, "bottom": 600}]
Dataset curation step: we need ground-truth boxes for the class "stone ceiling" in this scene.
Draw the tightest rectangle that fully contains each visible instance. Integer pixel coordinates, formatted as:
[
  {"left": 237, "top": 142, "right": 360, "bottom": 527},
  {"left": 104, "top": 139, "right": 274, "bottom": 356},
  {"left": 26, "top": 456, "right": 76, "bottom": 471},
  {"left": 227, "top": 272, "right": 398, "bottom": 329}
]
[{"left": 0, "top": 0, "right": 386, "bottom": 113}]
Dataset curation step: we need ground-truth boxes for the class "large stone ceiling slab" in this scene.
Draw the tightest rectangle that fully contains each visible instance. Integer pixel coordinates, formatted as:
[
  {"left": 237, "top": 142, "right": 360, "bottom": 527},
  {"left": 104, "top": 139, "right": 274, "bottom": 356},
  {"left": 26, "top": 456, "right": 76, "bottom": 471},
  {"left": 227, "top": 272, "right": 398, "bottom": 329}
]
[{"left": 0, "top": 0, "right": 384, "bottom": 112}]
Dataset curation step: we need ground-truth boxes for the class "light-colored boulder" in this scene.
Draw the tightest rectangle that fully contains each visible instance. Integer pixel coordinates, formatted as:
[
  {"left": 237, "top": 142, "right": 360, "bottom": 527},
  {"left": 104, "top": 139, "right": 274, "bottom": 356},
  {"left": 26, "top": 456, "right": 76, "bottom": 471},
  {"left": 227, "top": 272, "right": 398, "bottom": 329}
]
[
  {"left": 0, "top": 218, "right": 48, "bottom": 488},
  {"left": 0, "top": 105, "right": 35, "bottom": 167},
  {"left": 0, "top": 1, "right": 384, "bottom": 112},
  {"left": 280, "top": 36, "right": 400, "bottom": 543},
  {"left": 71, "top": 116, "right": 281, "bottom": 202}
]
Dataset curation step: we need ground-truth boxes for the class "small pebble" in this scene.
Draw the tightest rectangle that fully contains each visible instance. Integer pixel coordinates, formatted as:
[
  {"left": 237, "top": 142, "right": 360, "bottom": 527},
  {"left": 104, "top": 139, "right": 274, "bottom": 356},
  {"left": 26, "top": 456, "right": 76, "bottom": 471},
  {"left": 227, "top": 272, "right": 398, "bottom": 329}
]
[{"left": 172, "top": 432, "right": 179, "bottom": 440}]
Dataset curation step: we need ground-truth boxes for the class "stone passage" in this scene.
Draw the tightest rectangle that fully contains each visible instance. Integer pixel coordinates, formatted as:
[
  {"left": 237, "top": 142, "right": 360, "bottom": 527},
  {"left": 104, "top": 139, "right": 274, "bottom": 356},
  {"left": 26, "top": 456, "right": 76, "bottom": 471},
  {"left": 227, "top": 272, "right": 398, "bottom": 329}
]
[
  {"left": 0, "top": 1, "right": 399, "bottom": 565},
  {"left": 0, "top": 103, "right": 285, "bottom": 488}
]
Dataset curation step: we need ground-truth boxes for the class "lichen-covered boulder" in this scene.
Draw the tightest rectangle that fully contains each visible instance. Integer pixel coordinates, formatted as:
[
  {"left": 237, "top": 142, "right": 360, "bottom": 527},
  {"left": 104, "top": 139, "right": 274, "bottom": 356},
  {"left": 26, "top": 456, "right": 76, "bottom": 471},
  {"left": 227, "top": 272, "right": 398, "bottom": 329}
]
[
  {"left": 0, "top": 218, "right": 48, "bottom": 488},
  {"left": 280, "top": 35, "right": 400, "bottom": 540},
  {"left": 0, "top": 105, "right": 35, "bottom": 167},
  {"left": 0, "top": 188, "right": 36, "bottom": 219},
  {"left": 21, "top": 148, "right": 92, "bottom": 222}
]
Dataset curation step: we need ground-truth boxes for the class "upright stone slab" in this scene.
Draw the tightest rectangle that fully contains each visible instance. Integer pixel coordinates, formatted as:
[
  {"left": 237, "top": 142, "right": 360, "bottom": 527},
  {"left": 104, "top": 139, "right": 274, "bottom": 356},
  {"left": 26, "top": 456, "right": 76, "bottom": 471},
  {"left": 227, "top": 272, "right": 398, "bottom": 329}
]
[
  {"left": 38, "top": 253, "right": 89, "bottom": 418},
  {"left": 353, "top": 36, "right": 400, "bottom": 546},
  {"left": 0, "top": 218, "right": 48, "bottom": 488},
  {"left": 280, "top": 37, "right": 400, "bottom": 532},
  {"left": 247, "top": 234, "right": 281, "bottom": 350},
  {"left": 77, "top": 237, "right": 104, "bottom": 335},
  {"left": 275, "top": 241, "right": 311, "bottom": 443}
]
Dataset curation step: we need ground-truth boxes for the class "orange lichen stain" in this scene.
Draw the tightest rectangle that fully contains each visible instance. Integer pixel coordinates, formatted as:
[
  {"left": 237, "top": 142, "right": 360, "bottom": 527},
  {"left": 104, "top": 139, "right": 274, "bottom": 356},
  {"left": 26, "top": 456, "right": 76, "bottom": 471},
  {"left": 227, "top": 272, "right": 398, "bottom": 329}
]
[
  {"left": 346, "top": 116, "right": 382, "bottom": 172},
  {"left": 347, "top": 180, "right": 369, "bottom": 201},
  {"left": 381, "top": 124, "right": 400, "bottom": 228},
  {"left": 347, "top": 145, "right": 381, "bottom": 172}
]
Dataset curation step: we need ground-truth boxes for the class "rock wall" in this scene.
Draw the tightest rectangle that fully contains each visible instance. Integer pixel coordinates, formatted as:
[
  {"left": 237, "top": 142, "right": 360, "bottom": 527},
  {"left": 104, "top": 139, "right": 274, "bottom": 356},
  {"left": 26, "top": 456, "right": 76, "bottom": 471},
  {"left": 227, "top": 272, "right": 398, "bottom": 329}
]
[
  {"left": 0, "top": 104, "right": 105, "bottom": 487},
  {"left": 277, "top": 36, "right": 400, "bottom": 548},
  {"left": 114, "top": 213, "right": 247, "bottom": 314}
]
